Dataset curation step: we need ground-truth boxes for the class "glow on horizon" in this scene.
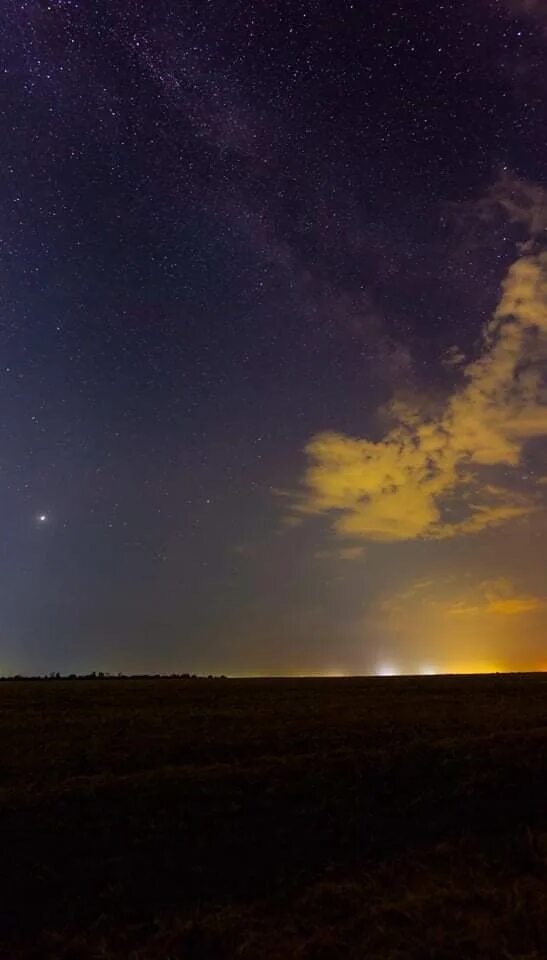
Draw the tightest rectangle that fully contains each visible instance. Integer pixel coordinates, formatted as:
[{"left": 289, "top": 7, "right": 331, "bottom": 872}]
[
  {"left": 375, "top": 662, "right": 399, "bottom": 677},
  {"left": 371, "top": 660, "right": 507, "bottom": 677},
  {"left": 171, "top": 662, "right": 542, "bottom": 679},
  {"left": 446, "top": 661, "right": 504, "bottom": 675}
]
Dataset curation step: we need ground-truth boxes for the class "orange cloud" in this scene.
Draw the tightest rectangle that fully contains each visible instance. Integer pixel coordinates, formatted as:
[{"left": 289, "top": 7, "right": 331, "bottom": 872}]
[
  {"left": 487, "top": 596, "right": 545, "bottom": 615},
  {"left": 447, "top": 578, "right": 546, "bottom": 617},
  {"left": 295, "top": 249, "right": 547, "bottom": 542}
]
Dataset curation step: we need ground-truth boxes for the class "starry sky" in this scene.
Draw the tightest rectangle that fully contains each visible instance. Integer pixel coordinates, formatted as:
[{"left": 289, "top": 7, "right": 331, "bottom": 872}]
[{"left": 2, "top": 0, "right": 547, "bottom": 676}]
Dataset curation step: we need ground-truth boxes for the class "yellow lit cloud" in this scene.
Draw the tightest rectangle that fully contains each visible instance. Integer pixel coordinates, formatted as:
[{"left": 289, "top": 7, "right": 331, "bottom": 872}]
[
  {"left": 314, "top": 544, "right": 366, "bottom": 561},
  {"left": 487, "top": 597, "right": 545, "bottom": 614},
  {"left": 333, "top": 545, "right": 366, "bottom": 561},
  {"left": 447, "top": 578, "right": 547, "bottom": 617},
  {"left": 295, "top": 249, "right": 547, "bottom": 542}
]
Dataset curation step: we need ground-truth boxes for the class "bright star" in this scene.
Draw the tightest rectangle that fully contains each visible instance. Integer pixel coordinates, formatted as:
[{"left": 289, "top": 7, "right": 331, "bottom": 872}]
[{"left": 37, "top": 514, "right": 48, "bottom": 523}]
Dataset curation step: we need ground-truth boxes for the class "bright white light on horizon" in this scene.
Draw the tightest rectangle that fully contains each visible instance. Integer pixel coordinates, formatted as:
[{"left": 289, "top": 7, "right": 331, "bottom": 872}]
[
  {"left": 420, "top": 664, "right": 437, "bottom": 676},
  {"left": 376, "top": 663, "right": 398, "bottom": 677}
]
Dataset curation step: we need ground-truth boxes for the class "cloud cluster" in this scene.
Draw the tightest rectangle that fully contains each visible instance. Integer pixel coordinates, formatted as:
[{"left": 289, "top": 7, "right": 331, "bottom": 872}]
[
  {"left": 446, "top": 577, "right": 546, "bottom": 617},
  {"left": 382, "top": 576, "right": 546, "bottom": 620},
  {"left": 296, "top": 249, "right": 547, "bottom": 542}
]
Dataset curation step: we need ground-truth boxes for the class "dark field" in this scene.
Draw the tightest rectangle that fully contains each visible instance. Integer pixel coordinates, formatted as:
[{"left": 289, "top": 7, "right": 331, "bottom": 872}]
[{"left": 3, "top": 676, "right": 547, "bottom": 958}]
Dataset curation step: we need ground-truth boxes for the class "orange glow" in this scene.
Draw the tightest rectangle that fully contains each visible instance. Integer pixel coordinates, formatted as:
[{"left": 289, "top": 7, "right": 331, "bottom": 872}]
[{"left": 445, "top": 661, "right": 504, "bottom": 675}]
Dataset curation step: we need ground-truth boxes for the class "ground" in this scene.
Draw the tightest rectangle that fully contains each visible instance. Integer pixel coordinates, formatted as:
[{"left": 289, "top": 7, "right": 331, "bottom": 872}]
[{"left": 2, "top": 675, "right": 547, "bottom": 958}]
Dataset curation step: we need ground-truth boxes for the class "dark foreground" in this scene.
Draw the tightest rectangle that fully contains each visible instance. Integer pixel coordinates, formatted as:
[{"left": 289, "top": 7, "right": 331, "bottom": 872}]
[{"left": 3, "top": 675, "right": 547, "bottom": 958}]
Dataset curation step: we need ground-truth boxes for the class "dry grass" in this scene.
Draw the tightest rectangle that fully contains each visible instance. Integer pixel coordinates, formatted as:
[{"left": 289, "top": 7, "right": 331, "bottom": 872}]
[{"left": 3, "top": 674, "right": 547, "bottom": 958}]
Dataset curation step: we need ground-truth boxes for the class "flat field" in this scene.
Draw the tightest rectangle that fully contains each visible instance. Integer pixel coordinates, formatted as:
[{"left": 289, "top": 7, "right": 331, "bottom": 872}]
[{"left": 3, "top": 674, "right": 547, "bottom": 958}]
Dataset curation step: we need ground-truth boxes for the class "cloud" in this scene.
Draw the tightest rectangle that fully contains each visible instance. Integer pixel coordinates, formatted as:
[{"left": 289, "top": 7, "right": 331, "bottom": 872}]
[
  {"left": 294, "top": 248, "right": 547, "bottom": 542},
  {"left": 450, "top": 595, "right": 544, "bottom": 616},
  {"left": 442, "top": 345, "right": 466, "bottom": 368},
  {"left": 314, "top": 544, "right": 366, "bottom": 561},
  {"left": 383, "top": 576, "right": 546, "bottom": 619},
  {"left": 478, "top": 172, "right": 547, "bottom": 243},
  {"left": 446, "top": 578, "right": 546, "bottom": 617}
]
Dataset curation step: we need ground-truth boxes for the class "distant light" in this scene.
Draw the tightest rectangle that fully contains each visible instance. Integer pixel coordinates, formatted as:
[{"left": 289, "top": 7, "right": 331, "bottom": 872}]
[
  {"left": 420, "top": 664, "right": 437, "bottom": 676},
  {"left": 37, "top": 514, "right": 48, "bottom": 523},
  {"left": 376, "top": 662, "right": 398, "bottom": 677}
]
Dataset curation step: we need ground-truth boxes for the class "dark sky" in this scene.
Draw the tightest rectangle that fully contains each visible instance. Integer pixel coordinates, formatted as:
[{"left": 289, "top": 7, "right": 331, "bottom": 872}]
[{"left": 2, "top": 0, "right": 547, "bottom": 676}]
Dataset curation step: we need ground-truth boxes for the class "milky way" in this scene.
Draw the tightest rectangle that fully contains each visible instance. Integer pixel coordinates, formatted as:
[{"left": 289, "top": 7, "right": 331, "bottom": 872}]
[{"left": 1, "top": 0, "right": 546, "bottom": 675}]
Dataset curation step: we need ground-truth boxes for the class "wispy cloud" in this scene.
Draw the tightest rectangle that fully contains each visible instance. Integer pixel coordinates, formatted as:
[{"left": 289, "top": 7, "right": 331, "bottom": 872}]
[
  {"left": 381, "top": 575, "right": 546, "bottom": 616},
  {"left": 446, "top": 577, "right": 547, "bottom": 617},
  {"left": 314, "top": 544, "right": 366, "bottom": 561},
  {"left": 477, "top": 171, "right": 547, "bottom": 245}
]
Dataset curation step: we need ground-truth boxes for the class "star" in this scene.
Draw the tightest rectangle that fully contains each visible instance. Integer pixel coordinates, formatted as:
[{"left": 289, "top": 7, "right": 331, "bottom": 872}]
[{"left": 1, "top": 0, "right": 546, "bottom": 683}]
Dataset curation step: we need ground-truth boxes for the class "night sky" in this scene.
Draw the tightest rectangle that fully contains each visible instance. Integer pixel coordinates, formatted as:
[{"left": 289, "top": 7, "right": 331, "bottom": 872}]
[{"left": 2, "top": 0, "right": 547, "bottom": 676}]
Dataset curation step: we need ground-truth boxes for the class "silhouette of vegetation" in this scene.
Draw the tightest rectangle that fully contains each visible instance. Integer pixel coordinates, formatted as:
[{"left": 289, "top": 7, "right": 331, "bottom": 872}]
[
  {"left": 3, "top": 674, "right": 547, "bottom": 958},
  {"left": 0, "top": 671, "right": 228, "bottom": 681}
]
